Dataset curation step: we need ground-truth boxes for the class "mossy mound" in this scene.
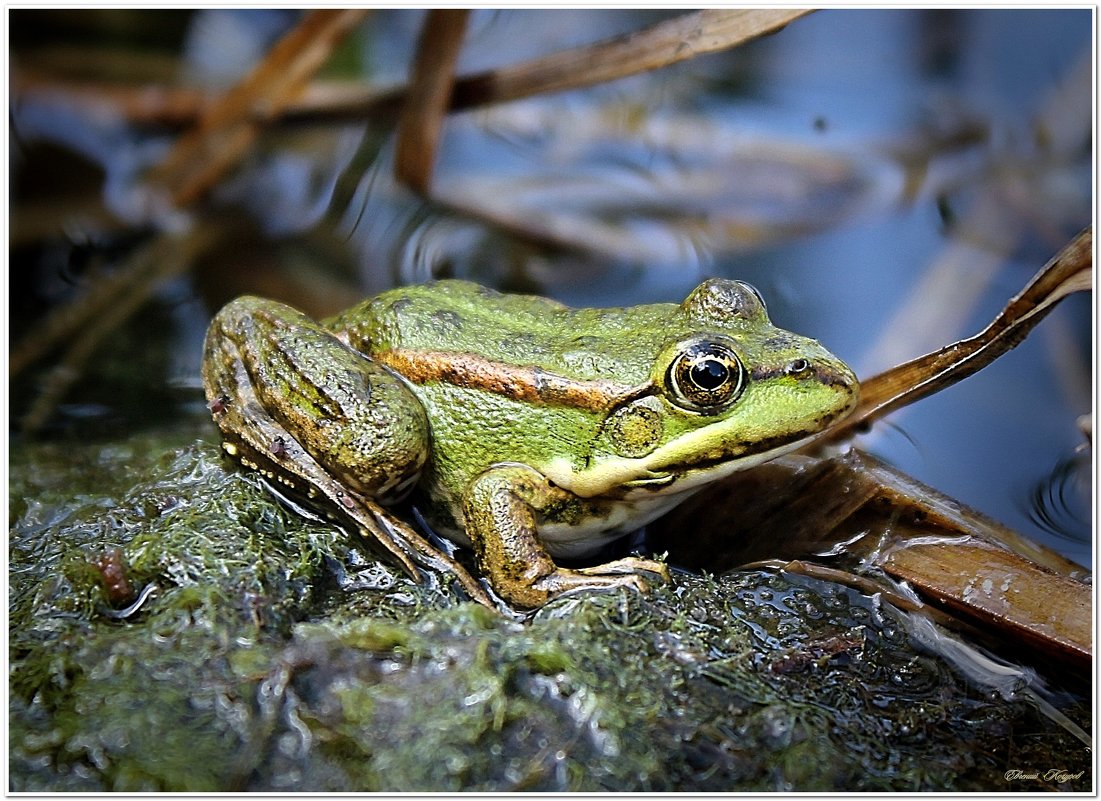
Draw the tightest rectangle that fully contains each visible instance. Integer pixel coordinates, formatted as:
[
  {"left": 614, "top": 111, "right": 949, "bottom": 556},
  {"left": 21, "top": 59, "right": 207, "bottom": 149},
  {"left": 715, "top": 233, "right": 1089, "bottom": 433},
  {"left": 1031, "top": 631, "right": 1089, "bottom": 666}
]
[{"left": 9, "top": 436, "right": 1090, "bottom": 791}]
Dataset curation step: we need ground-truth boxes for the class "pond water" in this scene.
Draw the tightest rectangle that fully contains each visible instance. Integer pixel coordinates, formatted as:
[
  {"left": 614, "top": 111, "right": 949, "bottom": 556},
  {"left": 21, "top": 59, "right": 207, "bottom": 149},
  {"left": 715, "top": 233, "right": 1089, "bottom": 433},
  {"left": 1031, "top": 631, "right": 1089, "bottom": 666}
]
[{"left": 9, "top": 8, "right": 1093, "bottom": 569}]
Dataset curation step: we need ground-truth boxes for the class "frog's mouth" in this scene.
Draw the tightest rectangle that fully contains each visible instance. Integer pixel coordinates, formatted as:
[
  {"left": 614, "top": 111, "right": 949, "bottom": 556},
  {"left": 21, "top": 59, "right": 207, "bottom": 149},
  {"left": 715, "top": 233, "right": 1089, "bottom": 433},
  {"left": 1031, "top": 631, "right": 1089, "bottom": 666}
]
[
  {"left": 547, "top": 379, "right": 858, "bottom": 499},
  {"left": 632, "top": 434, "right": 818, "bottom": 490},
  {"left": 625, "top": 430, "right": 828, "bottom": 494},
  {"left": 546, "top": 426, "right": 836, "bottom": 499}
]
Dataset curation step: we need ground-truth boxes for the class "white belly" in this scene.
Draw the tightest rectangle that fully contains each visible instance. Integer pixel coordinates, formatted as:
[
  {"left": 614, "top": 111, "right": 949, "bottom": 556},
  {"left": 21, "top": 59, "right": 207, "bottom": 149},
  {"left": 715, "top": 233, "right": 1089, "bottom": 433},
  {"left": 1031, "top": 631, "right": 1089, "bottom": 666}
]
[{"left": 535, "top": 486, "right": 703, "bottom": 560}]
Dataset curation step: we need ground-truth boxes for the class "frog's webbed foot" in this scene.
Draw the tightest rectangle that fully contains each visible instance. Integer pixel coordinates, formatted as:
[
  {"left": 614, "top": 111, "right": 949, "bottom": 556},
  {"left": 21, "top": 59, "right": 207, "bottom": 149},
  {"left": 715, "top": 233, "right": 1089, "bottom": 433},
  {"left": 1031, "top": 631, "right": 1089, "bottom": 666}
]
[
  {"left": 531, "top": 557, "right": 671, "bottom": 601},
  {"left": 575, "top": 556, "right": 671, "bottom": 582},
  {"left": 244, "top": 435, "right": 493, "bottom": 608},
  {"left": 352, "top": 498, "right": 494, "bottom": 608}
]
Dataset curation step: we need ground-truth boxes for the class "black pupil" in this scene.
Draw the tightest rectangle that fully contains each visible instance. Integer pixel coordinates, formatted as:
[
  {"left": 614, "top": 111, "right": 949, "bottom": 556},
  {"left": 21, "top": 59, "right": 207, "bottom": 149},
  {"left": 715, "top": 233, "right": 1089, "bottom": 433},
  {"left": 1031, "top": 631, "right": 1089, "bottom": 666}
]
[{"left": 691, "top": 358, "right": 728, "bottom": 391}]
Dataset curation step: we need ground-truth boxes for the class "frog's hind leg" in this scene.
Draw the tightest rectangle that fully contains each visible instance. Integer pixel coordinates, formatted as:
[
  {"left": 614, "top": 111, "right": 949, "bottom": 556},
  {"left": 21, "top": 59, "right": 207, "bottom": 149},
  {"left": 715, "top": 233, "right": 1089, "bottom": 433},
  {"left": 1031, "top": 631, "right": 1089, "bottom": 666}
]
[
  {"left": 202, "top": 297, "right": 493, "bottom": 608},
  {"left": 204, "top": 296, "right": 432, "bottom": 503}
]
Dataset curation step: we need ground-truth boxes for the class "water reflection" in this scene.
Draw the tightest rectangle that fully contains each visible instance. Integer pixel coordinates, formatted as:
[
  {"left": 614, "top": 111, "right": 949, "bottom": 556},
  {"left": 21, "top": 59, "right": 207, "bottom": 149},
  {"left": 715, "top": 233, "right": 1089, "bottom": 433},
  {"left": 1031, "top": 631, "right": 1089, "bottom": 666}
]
[{"left": 1026, "top": 449, "right": 1093, "bottom": 545}]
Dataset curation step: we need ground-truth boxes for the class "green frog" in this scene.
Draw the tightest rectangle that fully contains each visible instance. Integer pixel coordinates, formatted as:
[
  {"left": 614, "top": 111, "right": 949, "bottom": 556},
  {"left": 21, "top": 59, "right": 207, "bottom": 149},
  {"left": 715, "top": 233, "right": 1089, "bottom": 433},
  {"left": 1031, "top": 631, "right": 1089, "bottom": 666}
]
[{"left": 202, "top": 278, "right": 858, "bottom": 608}]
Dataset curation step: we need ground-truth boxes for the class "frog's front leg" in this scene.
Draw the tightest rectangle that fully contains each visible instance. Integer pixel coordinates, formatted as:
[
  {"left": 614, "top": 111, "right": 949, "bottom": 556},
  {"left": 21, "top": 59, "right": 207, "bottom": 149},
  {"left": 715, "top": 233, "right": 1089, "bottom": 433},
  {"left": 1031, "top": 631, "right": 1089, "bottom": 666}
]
[{"left": 463, "top": 464, "right": 671, "bottom": 608}]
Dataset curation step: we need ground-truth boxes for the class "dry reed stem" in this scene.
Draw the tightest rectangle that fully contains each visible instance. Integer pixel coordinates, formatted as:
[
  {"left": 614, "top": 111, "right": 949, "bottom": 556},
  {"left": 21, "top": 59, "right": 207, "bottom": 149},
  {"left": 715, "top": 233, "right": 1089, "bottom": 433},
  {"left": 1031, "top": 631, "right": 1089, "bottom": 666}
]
[
  {"left": 11, "top": 230, "right": 200, "bottom": 377},
  {"left": 822, "top": 227, "right": 1092, "bottom": 445},
  {"left": 17, "top": 225, "right": 222, "bottom": 433},
  {"left": 147, "top": 9, "right": 369, "bottom": 207},
  {"left": 14, "top": 10, "right": 811, "bottom": 129},
  {"left": 395, "top": 10, "right": 470, "bottom": 195},
  {"left": 451, "top": 9, "right": 811, "bottom": 108}
]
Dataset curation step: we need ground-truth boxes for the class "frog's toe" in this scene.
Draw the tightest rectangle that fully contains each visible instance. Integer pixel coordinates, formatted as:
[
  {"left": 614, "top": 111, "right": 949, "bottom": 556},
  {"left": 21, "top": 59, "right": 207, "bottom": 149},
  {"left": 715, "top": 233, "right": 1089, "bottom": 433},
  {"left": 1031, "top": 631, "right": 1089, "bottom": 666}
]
[
  {"left": 531, "top": 569, "right": 651, "bottom": 602},
  {"left": 525, "top": 557, "right": 673, "bottom": 606},
  {"left": 576, "top": 556, "right": 671, "bottom": 584}
]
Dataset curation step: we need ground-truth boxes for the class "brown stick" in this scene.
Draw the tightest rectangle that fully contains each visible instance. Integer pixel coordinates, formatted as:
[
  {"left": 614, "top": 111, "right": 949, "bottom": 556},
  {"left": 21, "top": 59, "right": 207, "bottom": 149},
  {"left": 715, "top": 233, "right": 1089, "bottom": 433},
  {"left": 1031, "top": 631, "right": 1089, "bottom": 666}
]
[
  {"left": 450, "top": 9, "right": 811, "bottom": 108},
  {"left": 14, "top": 10, "right": 811, "bottom": 130},
  {"left": 880, "top": 541, "right": 1092, "bottom": 670},
  {"left": 821, "top": 227, "right": 1092, "bottom": 444},
  {"left": 11, "top": 231, "right": 196, "bottom": 377},
  {"left": 146, "top": 9, "right": 369, "bottom": 207},
  {"left": 17, "top": 225, "right": 221, "bottom": 432},
  {"left": 395, "top": 9, "right": 470, "bottom": 195}
]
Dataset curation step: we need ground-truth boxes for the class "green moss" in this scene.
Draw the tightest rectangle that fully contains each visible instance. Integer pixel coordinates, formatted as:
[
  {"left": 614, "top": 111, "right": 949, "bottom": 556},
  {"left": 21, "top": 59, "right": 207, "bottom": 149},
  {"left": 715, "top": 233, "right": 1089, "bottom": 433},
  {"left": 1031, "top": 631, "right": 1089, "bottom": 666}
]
[
  {"left": 301, "top": 618, "right": 411, "bottom": 654},
  {"left": 9, "top": 433, "right": 1091, "bottom": 792}
]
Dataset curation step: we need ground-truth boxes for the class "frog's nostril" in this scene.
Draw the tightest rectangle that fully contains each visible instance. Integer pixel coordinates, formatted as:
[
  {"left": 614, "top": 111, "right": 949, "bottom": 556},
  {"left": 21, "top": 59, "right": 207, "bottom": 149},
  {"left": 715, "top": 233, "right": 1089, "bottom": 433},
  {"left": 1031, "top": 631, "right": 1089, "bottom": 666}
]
[{"left": 785, "top": 358, "right": 811, "bottom": 377}]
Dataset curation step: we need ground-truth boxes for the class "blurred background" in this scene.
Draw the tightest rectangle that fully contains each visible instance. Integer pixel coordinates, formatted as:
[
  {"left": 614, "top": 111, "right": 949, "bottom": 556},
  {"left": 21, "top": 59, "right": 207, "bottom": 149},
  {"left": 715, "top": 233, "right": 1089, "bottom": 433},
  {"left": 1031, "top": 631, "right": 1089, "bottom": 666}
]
[{"left": 8, "top": 9, "right": 1093, "bottom": 565}]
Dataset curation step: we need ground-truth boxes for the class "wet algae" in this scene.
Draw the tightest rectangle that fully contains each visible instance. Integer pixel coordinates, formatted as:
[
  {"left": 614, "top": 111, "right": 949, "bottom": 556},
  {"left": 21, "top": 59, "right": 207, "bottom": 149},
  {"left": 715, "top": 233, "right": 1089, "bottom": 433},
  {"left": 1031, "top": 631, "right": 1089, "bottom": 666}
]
[{"left": 9, "top": 436, "right": 1091, "bottom": 791}]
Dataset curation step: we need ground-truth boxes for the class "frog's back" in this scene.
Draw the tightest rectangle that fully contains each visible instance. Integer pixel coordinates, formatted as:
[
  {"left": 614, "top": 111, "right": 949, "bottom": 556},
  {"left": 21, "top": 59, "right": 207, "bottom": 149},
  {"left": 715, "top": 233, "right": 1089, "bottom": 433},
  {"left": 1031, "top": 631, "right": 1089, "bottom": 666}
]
[{"left": 329, "top": 279, "right": 676, "bottom": 386}]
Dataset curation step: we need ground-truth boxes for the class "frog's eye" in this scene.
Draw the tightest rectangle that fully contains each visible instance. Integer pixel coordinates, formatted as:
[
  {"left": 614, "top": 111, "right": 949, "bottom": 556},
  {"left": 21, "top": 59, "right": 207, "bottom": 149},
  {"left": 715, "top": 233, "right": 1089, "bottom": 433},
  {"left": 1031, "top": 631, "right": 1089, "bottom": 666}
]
[{"left": 667, "top": 340, "right": 746, "bottom": 413}]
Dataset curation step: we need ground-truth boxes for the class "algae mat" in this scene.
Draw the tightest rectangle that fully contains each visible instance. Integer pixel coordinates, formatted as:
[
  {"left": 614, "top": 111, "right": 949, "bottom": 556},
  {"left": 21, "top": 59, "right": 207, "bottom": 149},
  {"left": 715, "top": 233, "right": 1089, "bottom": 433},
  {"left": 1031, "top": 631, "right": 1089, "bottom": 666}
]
[{"left": 9, "top": 436, "right": 1091, "bottom": 791}]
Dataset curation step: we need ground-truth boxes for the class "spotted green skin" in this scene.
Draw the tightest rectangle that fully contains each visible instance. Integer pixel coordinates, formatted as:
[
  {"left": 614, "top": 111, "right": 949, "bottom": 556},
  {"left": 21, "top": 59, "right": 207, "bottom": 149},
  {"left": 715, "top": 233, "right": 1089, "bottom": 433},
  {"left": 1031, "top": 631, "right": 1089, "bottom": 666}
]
[{"left": 203, "top": 279, "right": 859, "bottom": 607}]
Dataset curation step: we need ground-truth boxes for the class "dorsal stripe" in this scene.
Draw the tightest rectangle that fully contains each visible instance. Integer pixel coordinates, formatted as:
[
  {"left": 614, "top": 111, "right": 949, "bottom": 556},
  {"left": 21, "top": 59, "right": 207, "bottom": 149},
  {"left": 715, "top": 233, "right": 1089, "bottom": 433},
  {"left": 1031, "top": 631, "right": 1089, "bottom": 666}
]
[{"left": 376, "top": 348, "right": 649, "bottom": 411}]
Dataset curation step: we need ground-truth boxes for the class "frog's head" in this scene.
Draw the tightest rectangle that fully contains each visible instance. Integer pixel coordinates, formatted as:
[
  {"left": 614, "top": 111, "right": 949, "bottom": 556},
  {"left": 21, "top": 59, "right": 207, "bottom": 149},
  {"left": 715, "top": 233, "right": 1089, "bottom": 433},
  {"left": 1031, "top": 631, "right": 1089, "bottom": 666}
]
[{"left": 547, "top": 279, "right": 859, "bottom": 498}]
